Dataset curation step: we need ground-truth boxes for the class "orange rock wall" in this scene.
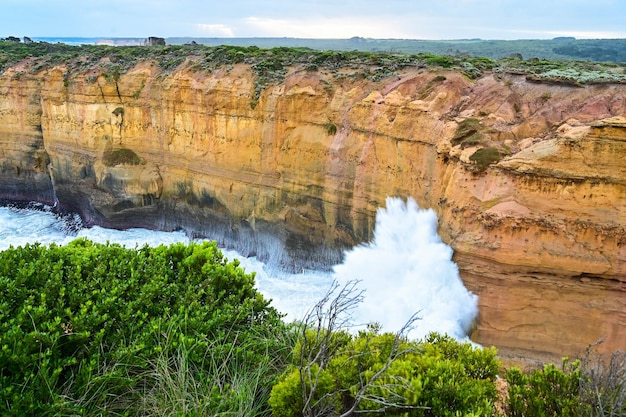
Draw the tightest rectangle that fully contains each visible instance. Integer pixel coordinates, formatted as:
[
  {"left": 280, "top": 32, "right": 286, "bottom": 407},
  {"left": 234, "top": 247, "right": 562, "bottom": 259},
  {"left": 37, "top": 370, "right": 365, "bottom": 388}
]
[{"left": 1, "top": 59, "right": 624, "bottom": 362}]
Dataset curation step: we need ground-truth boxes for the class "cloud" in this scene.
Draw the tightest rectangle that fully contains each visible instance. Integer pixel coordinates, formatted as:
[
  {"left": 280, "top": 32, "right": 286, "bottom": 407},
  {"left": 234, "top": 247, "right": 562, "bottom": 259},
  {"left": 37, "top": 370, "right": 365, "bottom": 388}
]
[
  {"left": 196, "top": 24, "right": 235, "bottom": 37},
  {"left": 242, "top": 16, "right": 415, "bottom": 39}
]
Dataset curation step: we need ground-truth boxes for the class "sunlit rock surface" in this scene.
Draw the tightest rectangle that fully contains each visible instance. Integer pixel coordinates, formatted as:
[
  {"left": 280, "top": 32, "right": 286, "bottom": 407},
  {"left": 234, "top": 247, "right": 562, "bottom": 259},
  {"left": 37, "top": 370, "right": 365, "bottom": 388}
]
[{"left": 1, "top": 57, "right": 624, "bottom": 363}]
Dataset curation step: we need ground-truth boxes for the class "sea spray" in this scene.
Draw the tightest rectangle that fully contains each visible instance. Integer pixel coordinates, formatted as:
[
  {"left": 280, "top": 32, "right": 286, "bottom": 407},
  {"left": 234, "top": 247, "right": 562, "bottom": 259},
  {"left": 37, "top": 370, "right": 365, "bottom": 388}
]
[{"left": 333, "top": 197, "right": 478, "bottom": 340}]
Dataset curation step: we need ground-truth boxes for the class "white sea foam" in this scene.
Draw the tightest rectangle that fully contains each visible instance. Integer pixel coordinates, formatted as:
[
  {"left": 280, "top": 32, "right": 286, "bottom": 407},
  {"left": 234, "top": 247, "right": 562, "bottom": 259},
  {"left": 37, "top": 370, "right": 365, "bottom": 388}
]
[
  {"left": 333, "top": 197, "right": 478, "bottom": 340},
  {"left": 0, "top": 198, "right": 478, "bottom": 341}
]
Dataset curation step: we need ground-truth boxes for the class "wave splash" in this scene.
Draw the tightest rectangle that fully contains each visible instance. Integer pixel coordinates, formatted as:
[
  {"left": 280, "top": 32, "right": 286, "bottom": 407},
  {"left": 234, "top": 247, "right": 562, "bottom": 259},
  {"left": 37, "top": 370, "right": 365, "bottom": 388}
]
[{"left": 333, "top": 197, "right": 478, "bottom": 340}]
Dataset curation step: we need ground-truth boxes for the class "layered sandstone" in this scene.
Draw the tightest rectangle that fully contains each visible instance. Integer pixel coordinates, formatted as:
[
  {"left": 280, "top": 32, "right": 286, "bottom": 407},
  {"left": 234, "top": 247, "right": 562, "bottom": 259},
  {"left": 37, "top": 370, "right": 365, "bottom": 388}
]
[{"left": 0, "top": 57, "right": 624, "bottom": 363}]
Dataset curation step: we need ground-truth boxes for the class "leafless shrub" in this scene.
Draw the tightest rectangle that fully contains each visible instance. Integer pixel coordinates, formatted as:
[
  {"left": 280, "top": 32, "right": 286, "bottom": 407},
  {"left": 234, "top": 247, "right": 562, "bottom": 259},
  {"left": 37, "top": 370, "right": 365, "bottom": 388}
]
[
  {"left": 580, "top": 341, "right": 626, "bottom": 417},
  {"left": 295, "top": 279, "right": 424, "bottom": 417}
]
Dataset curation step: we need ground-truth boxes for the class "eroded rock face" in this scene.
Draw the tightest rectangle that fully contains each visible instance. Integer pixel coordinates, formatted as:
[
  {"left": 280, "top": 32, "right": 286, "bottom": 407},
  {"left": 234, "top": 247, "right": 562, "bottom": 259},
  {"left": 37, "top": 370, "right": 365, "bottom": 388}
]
[
  {"left": 0, "top": 58, "right": 624, "bottom": 363},
  {"left": 0, "top": 66, "right": 54, "bottom": 203}
]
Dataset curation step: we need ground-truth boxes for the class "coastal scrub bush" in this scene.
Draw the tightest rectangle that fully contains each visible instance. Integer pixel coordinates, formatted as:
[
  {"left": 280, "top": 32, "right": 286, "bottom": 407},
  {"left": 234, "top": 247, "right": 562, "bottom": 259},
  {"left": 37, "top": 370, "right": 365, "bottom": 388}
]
[
  {"left": 530, "top": 67, "right": 626, "bottom": 85},
  {"left": 505, "top": 358, "right": 583, "bottom": 417},
  {"left": 0, "top": 239, "right": 286, "bottom": 415},
  {"left": 423, "top": 53, "right": 456, "bottom": 68},
  {"left": 270, "top": 330, "right": 500, "bottom": 417},
  {"left": 2, "top": 38, "right": 626, "bottom": 84},
  {"left": 269, "top": 281, "right": 499, "bottom": 417}
]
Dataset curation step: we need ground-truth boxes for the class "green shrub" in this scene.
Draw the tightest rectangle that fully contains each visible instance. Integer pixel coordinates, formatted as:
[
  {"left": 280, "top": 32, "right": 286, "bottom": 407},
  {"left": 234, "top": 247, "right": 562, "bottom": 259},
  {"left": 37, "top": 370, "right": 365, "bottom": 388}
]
[
  {"left": 424, "top": 54, "right": 456, "bottom": 68},
  {"left": 505, "top": 358, "right": 583, "bottom": 417},
  {"left": 0, "top": 239, "right": 285, "bottom": 415},
  {"left": 324, "top": 118, "right": 338, "bottom": 135},
  {"left": 414, "top": 333, "right": 500, "bottom": 416},
  {"left": 269, "top": 331, "right": 499, "bottom": 417}
]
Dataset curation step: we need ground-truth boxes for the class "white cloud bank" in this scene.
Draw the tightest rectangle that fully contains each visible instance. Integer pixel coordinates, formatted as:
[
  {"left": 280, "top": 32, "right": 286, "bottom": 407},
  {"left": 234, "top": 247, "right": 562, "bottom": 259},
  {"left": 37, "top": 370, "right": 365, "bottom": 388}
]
[
  {"left": 196, "top": 24, "right": 235, "bottom": 37},
  {"left": 242, "top": 16, "right": 414, "bottom": 39}
]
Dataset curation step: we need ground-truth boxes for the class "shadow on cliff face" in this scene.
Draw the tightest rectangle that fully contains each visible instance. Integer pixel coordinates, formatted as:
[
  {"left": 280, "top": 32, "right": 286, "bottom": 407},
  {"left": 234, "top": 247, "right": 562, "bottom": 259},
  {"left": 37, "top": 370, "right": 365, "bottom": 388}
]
[
  {"left": 67, "top": 197, "right": 346, "bottom": 273},
  {"left": 0, "top": 137, "right": 55, "bottom": 205}
]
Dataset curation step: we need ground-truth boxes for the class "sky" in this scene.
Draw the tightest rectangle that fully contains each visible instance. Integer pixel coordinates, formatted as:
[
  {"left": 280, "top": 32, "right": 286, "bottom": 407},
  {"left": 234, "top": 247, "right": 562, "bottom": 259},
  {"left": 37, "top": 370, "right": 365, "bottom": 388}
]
[{"left": 2, "top": 0, "right": 625, "bottom": 40}]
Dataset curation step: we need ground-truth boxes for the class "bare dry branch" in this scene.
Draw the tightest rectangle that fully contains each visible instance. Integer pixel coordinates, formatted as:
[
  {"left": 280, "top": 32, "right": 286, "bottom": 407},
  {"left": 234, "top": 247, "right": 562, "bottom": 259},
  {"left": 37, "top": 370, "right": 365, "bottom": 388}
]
[{"left": 294, "top": 279, "right": 425, "bottom": 417}]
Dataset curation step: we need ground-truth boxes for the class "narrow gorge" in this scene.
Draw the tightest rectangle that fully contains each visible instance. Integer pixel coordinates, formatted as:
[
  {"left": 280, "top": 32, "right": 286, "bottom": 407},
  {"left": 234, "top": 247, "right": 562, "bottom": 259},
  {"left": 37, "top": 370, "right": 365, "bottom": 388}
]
[{"left": 1, "top": 49, "right": 624, "bottom": 364}]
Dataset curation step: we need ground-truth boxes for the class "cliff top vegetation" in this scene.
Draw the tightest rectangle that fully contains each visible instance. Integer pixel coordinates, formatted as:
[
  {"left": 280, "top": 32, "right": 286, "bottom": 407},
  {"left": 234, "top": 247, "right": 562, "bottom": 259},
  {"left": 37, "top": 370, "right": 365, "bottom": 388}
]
[
  {"left": 2, "top": 39, "right": 626, "bottom": 87},
  {"left": 15, "top": 36, "right": 626, "bottom": 62},
  {"left": 165, "top": 37, "right": 626, "bottom": 63}
]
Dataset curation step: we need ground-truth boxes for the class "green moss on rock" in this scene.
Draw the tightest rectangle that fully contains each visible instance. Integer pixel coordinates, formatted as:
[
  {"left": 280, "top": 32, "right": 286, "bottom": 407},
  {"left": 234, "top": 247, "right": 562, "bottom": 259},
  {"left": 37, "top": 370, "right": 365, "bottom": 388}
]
[
  {"left": 103, "top": 148, "right": 140, "bottom": 166},
  {"left": 452, "top": 118, "right": 482, "bottom": 146},
  {"left": 469, "top": 147, "right": 502, "bottom": 171}
]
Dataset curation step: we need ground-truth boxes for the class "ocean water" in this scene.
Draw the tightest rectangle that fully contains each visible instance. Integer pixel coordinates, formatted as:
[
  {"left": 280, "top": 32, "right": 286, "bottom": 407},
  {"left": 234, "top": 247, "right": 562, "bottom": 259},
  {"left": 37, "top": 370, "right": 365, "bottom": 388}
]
[{"left": 0, "top": 198, "right": 477, "bottom": 340}]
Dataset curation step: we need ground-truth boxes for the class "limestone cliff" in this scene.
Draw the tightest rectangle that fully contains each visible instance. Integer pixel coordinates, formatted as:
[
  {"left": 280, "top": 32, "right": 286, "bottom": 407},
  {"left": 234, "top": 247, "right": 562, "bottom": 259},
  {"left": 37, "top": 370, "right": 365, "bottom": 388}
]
[{"left": 0, "top": 55, "right": 624, "bottom": 363}]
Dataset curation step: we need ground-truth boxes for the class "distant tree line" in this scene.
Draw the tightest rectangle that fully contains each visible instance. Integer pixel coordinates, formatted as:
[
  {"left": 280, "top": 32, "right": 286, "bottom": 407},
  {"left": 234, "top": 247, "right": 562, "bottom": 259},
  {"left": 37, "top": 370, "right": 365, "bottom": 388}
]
[{"left": 552, "top": 42, "right": 626, "bottom": 62}]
